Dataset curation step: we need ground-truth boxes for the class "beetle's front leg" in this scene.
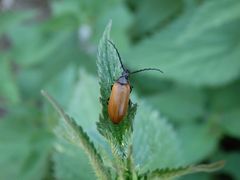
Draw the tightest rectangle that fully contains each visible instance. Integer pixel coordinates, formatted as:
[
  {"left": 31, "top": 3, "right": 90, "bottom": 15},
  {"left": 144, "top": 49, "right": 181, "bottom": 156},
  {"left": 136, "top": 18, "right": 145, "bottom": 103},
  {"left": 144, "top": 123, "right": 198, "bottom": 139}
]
[
  {"left": 130, "top": 86, "right": 133, "bottom": 93},
  {"left": 129, "top": 99, "right": 132, "bottom": 106}
]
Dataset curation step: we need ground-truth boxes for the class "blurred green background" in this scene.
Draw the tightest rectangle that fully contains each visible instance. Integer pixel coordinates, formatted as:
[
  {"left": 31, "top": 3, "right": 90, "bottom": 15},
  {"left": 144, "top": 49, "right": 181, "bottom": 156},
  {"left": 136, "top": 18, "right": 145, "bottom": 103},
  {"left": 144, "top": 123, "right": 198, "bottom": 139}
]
[{"left": 0, "top": 0, "right": 240, "bottom": 179}]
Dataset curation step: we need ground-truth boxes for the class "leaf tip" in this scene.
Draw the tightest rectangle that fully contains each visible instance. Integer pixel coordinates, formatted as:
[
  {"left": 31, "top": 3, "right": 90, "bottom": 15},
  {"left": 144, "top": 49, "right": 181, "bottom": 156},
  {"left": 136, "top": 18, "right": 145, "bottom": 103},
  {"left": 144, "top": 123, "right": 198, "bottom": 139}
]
[
  {"left": 207, "top": 160, "right": 225, "bottom": 171},
  {"left": 41, "top": 90, "right": 52, "bottom": 104},
  {"left": 107, "top": 19, "right": 112, "bottom": 29},
  {"left": 193, "top": 160, "right": 225, "bottom": 173},
  {"left": 41, "top": 89, "right": 46, "bottom": 96},
  {"left": 102, "top": 20, "right": 112, "bottom": 40}
]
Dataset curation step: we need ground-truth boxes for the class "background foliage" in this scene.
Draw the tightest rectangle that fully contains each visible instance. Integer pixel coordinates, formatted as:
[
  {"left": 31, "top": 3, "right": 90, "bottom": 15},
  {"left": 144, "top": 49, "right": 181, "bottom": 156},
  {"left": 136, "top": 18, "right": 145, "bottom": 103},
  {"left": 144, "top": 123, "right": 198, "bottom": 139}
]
[{"left": 0, "top": 0, "right": 240, "bottom": 179}]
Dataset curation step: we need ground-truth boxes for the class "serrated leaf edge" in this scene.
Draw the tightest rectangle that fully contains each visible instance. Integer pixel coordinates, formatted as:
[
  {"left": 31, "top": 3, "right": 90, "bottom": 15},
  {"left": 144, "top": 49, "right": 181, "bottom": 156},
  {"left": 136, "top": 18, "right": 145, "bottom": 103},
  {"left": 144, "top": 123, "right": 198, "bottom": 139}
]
[
  {"left": 41, "top": 90, "right": 111, "bottom": 180},
  {"left": 139, "top": 160, "right": 225, "bottom": 179},
  {"left": 96, "top": 20, "right": 137, "bottom": 160}
]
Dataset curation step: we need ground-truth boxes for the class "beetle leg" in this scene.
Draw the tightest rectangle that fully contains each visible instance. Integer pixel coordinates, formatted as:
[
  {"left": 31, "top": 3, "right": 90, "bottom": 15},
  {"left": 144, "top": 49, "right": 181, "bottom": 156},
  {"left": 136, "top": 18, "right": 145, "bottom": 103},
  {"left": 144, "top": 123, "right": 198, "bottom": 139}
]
[
  {"left": 130, "top": 86, "right": 133, "bottom": 93},
  {"left": 129, "top": 99, "right": 132, "bottom": 106}
]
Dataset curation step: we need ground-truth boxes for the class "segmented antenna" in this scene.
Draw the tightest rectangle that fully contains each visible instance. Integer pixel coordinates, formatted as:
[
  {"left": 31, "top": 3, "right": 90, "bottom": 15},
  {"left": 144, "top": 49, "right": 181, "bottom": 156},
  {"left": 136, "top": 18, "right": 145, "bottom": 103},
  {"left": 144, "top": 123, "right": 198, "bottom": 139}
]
[
  {"left": 130, "top": 68, "right": 163, "bottom": 74},
  {"left": 107, "top": 40, "right": 126, "bottom": 71}
]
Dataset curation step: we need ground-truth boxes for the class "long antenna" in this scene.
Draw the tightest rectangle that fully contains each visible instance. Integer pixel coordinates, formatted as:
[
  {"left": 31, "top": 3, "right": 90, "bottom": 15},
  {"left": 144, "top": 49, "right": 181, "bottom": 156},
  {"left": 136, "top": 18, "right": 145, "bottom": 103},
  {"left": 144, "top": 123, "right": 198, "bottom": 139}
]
[
  {"left": 107, "top": 40, "right": 126, "bottom": 71},
  {"left": 130, "top": 68, "right": 163, "bottom": 75}
]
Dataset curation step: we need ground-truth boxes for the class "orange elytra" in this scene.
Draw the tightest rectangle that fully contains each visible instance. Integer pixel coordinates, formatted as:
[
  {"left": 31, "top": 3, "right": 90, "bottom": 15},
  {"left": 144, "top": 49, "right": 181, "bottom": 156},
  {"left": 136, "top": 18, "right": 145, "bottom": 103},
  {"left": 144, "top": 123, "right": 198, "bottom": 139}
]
[{"left": 107, "top": 40, "right": 163, "bottom": 124}]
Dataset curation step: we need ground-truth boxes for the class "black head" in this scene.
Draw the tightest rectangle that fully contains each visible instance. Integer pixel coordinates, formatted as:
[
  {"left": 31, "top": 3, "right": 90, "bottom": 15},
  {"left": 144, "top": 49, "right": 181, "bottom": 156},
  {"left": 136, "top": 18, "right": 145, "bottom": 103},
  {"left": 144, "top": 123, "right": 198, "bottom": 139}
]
[
  {"left": 117, "top": 69, "right": 130, "bottom": 84},
  {"left": 107, "top": 40, "right": 163, "bottom": 85}
]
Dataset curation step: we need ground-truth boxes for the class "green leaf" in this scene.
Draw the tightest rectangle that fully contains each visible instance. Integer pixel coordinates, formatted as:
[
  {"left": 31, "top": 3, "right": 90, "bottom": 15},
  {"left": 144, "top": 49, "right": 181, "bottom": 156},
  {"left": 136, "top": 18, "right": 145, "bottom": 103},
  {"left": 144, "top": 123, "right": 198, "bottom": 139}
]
[
  {"left": 50, "top": 0, "right": 122, "bottom": 27},
  {"left": 41, "top": 90, "right": 111, "bottom": 180},
  {"left": 139, "top": 161, "right": 224, "bottom": 179},
  {"left": 222, "top": 153, "right": 240, "bottom": 180},
  {"left": 219, "top": 109, "right": 240, "bottom": 138},
  {"left": 133, "top": 102, "right": 183, "bottom": 173},
  {"left": 131, "top": 0, "right": 183, "bottom": 36},
  {"left": 94, "top": 3, "right": 132, "bottom": 52},
  {"left": 178, "top": 173, "right": 209, "bottom": 180},
  {"left": 182, "top": 0, "right": 240, "bottom": 40},
  {"left": 51, "top": 0, "right": 82, "bottom": 19},
  {"left": 0, "top": 113, "right": 53, "bottom": 180},
  {"left": 9, "top": 26, "right": 74, "bottom": 66},
  {"left": 125, "top": 145, "right": 138, "bottom": 179},
  {"left": 178, "top": 123, "right": 220, "bottom": 164},
  {"left": 208, "top": 82, "right": 240, "bottom": 138},
  {"left": 126, "top": 0, "right": 240, "bottom": 86},
  {"left": 66, "top": 70, "right": 108, "bottom": 149},
  {"left": 16, "top": 33, "right": 90, "bottom": 98},
  {"left": 0, "top": 56, "right": 20, "bottom": 104},
  {"left": 46, "top": 70, "right": 109, "bottom": 179},
  {"left": 67, "top": 70, "right": 100, "bottom": 131},
  {"left": 96, "top": 21, "right": 137, "bottom": 158},
  {"left": 0, "top": 11, "right": 35, "bottom": 36},
  {"left": 211, "top": 151, "right": 240, "bottom": 180},
  {"left": 53, "top": 140, "right": 96, "bottom": 180},
  {"left": 45, "top": 64, "right": 77, "bottom": 107},
  {"left": 209, "top": 82, "right": 240, "bottom": 112},
  {"left": 146, "top": 86, "right": 206, "bottom": 122}
]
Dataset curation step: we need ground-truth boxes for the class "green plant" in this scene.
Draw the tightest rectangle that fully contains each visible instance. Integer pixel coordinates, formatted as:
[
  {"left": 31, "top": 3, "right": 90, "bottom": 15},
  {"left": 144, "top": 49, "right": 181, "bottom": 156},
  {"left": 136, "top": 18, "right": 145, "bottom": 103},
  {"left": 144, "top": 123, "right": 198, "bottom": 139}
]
[{"left": 42, "top": 21, "right": 224, "bottom": 180}]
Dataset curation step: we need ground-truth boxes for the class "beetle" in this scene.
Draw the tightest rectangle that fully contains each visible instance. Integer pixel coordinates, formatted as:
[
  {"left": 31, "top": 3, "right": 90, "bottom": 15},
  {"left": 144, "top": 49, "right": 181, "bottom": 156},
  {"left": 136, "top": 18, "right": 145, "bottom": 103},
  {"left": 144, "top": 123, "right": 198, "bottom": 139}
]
[{"left": 107, "top": 40, "right": 163, "bottom": 124}]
